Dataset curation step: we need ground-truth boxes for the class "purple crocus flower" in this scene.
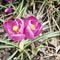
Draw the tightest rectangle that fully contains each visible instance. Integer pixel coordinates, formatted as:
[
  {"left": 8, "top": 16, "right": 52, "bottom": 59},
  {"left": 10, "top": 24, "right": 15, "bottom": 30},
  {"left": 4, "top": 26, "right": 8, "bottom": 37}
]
[
  {"left": 3, "top": 18, "right": 25, "bottom": 42},
  {"left": 5, "top": 0, "right": 16, "bottom": 2},
  {"left": 24, "top": 16, "right": 43, "bottom": 40},
  {"left": 5, "top": 7, "right": 12, "bottom": 14}
]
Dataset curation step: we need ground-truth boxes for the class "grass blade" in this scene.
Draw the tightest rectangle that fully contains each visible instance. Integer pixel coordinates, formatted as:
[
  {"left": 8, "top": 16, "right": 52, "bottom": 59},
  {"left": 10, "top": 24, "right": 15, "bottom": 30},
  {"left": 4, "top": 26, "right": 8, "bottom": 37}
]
[
  {"left": 24, "top": 50, "right": 31, "bottom": 60},
  {"left": 25, "top": 31, "right": 60, "bottom": 47},
  {"left": 0, "top": 45, "right": 14, "bottom": 48},
  {"left": 0, "top": 38, "right": 18, "bottom": 47},
  {"left": 7, "top": 50, "right": 18, "bottom": 60}
]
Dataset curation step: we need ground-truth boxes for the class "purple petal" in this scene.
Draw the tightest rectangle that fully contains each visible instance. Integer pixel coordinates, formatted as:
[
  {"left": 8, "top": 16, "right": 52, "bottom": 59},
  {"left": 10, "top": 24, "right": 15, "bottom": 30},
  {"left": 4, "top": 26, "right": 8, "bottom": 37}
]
[
  {"left": 5, "top": 0, "right": 16, "bottom": 2},
  {"left": 24, "top": 16, "right": 43, "bottom": 39},
  {"left": 35, "top": 23, "right": 43, "bottom": 36},
  {"left": 24, "top": 26, "right": 34, "bottom": 40},
  {"left": 5, "top": 7, "right": 12, "bottom": 13},
  {"left": 30, "top": 22, "right": 38, "bottom": 34},
  {"left": 15, "top": 18, "right": 24, "bottom": 33},
  {"left": 3, "top": 20, "right": 17, "bottom": 35},
  {"left": 24, "top": 16, "right": 38, "bottom": 27},
  {"left": 31, "top": 21, "right": 38, "bottom": 27},
  {"left": 3, "top": 18, "right": 25, "bottom": 42},
  {"left": 32, "top": 29, "right": 37, "bottom": 34},
  {"left": 10, "top": 34, "right": 25, "bottom": 42}
]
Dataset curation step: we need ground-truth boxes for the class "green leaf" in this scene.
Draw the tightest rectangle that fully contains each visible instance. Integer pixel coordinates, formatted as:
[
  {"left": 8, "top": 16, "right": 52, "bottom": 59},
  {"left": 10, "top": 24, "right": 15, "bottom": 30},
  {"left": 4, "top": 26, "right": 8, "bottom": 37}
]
[
  {"left": 7, "top": 50, "right": 18, "bottom": 60},
  {"left": 22, "top": 3, "right": 29, "bottom": 17},
  {"left": 17, "top": 3, "right": 28, "bottom": 18},
  {"left": 21, "top": 52, "right": 23, "bottom": 60},
  {"left": 0, "top": 38, "right": 18, "bottom": 47},
  {"left": 0, "top": 18, "right": 5, "bottom": 22},
  {"left": 14, "top": 0, "right": 24, "bottom": 16},
  {"left": 13, "top": 3, "right": 21, "bottom": 14},
  {"left": 19, "top": 0, "right": 24, "bottom": 11},
  {"left": 0, "top": 45, "right": 14, "bottom": 48},
  {"left": 25, "top": 31, "right": 60, "bottom": 47},
  {"left": 52, "top": 0, "right": 58, "bottom": 2},
  {"left": 24, "top": 50, "right": 32, "bottom": 60},
  {"left": 0, "top": 5, "right": 7, "bottom": 8}
]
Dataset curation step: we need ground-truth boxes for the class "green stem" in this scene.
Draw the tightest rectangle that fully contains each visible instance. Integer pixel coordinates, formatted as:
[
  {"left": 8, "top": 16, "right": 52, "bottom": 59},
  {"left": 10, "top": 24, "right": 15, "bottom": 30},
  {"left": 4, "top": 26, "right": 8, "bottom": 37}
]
[
  {"left": 24, "top": 50, "right": 31, "bottom": 60},
  {"left": 13, "top": 3, "right": 21, "bottom": 14},
  {"left": 17, "top": 54, "right": 21, "bottom": 60},
  {"left": 0, "top": 5, "right": 7, "bottom": 8},
  {"left": 21, "top": 52, "right": 23, "bottom": 60},
  {"left": 7, "top": 50, "right": 18, "bottom": 60}
]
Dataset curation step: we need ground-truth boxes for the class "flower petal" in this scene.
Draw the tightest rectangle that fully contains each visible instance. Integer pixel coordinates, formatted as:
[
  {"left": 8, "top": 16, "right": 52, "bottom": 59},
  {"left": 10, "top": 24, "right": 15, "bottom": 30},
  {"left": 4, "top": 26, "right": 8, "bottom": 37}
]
[
  {"left": 5, "top": 0, "right": 16, "bottom": 2},
  {"left": 24, "top": 26, "right": 34, "bottom": 40},
  {"left": 5, "top": 7, "right": 12, "bottom": 13},
  {"left": 3, "top": 20, "right": 17, "bottom": 35},
  {"left": 10, "top": 34, "right": 25, "bottom": 42},
  {"left": 15, "top": 18, "right": 24, "bottom": 33},
  {"left": 35, "top": 23, "right": 43, "bottom": 36},
  {"left": 24, "top": 16, "right": 38, "bottom": 27}
]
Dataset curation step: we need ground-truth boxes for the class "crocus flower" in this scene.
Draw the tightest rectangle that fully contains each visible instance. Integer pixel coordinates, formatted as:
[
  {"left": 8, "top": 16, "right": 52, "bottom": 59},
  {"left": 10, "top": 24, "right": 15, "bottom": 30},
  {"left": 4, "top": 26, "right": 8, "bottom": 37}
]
[
  {"left": 24, "top": 16, "right": 43, "bottom": 40},
  {"left": 3, "top": 18, "right": 25, "bottom": 42},
  {"left": 5, "top": 7, "right": 13, "bottom": 14},
  {"left": 5, "top": 0, "right": 16, "bottom": 2}
]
